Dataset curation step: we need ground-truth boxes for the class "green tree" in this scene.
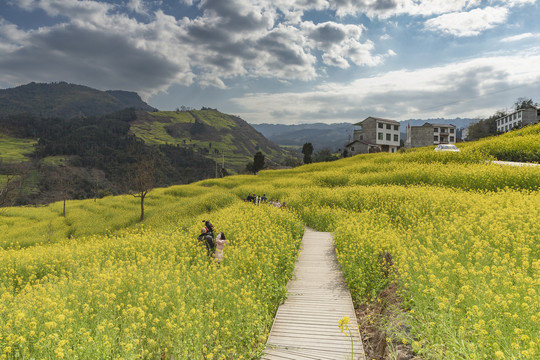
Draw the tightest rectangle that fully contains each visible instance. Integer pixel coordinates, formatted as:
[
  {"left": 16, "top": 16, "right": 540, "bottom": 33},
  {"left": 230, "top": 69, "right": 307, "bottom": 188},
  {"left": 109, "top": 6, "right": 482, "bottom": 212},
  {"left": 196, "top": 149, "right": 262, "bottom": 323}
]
[
  {"left": 468, "top": 110, "right": 505, "bottom": 140},
  {"left": 313, "top": 148, "right": 338, "bottom": 162},
  {"left": 302, "top": 142, "right": 313, "bottom": 164},
  {"left": 190, "top": 119, "right": 205, "bottom": 135},
  {"left": 253, "top": 151, "right": 265, "bottom": 173}
]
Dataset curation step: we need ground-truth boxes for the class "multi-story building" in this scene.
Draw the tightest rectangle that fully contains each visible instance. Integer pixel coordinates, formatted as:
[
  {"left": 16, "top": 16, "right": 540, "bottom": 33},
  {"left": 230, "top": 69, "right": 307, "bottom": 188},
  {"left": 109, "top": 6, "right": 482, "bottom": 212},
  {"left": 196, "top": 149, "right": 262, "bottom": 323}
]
[
  {"left": 496, "top": 107, "right": 540, "bottom": 133},
  {"left": 345, "top": 117, "right": 400, "bottom": 154},
  {"left": 405, "top": 123, "right": 456, "bottom": 148}
]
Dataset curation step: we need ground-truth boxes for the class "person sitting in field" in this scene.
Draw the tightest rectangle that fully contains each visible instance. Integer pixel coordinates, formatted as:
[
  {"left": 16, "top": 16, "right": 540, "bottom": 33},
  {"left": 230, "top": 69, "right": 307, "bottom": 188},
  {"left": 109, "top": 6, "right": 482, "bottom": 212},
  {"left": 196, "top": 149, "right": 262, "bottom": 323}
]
[
  {"left": 273, "top": 199, "right": 281, "bottom": 207},
  {"left": 246, "top": 193, "right": 253, "bottom": 202},
  {"left": 281, "top": 202, "right": 287, "bottom": 209},
  {"left": 261, "top": 194, "right": 267, "bottom": 202},
  {"left": 213, "top": 232, "right": 227, "bottom": 264}
]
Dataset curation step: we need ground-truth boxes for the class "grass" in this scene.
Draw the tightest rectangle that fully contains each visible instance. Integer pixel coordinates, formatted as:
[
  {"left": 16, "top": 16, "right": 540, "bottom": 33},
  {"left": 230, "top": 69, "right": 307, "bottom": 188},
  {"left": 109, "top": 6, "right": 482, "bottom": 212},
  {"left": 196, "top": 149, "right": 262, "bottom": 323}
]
[{"left": 0, "top": 134, "right": 36, "bottom": 163}]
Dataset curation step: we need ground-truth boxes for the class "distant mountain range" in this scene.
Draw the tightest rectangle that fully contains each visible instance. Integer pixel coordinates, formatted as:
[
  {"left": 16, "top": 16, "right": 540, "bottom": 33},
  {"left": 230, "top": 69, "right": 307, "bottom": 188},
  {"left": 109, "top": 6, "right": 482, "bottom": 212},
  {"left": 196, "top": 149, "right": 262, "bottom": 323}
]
[
  {"left": 253, "top": 118, "right": 478, "bottom": 152},
  {"left": 252, "top": 123, "right": 355, "bottom": 152},
  {"left": 0, "top": 82, "right": 156, "bottom": 119}
]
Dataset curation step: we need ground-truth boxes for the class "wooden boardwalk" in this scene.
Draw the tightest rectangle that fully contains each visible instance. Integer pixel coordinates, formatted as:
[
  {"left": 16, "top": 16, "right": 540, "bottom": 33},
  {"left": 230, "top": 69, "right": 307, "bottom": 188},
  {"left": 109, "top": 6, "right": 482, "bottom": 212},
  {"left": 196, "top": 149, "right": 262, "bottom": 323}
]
[{"left": 262, "top": 228, "right": 365, "bottom": 360}]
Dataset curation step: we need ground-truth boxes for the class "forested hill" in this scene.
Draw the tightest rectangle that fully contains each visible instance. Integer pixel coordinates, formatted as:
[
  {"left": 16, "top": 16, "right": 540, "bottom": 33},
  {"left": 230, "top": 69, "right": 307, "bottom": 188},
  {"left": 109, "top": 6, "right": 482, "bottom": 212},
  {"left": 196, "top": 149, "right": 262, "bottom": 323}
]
[
  {"left": 131, "top": 109, "right": 288, "bottom": 170},
  {"left": 0, "top": 82, "right": 156, "bottom": 119}
]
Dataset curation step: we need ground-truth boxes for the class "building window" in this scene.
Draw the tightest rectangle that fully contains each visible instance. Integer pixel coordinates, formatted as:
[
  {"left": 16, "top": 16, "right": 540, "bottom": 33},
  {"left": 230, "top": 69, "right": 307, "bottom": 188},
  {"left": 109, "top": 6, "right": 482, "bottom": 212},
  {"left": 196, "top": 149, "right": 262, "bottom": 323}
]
[
  {"left": 450, "top": 128, "right": 454, "bottom": 133},
  {"left": 434, "top": 127, "right": 438, "bottom": 132},
  {"left": 359, "top": 135, "right": 363, "bottom": 140},
  {"left": 351, "top": 147, "right": 354, "bottom": 151},
  {"left": 391, "top": 148, "right": 395, "bottom": 153},
  {"left": 434, "top": 135, "right": 438, "bottom": 141},
  {"left": 518, "top": 112, "right": 522, "bottom": 118},
  {"left": 378, "top": 123, "right": 383, "bottom": 129},
  {"left": 505, "top": 125, "right": 508, "bottom": 131},
  {"left": 378, "top": 132, "right": 383, "bottom": 140},
  {"left": 386, "top": 133, "right": 391, "bottom": 141},
  {"left": 386, "top": 124, "right": 391, "bottom": 130},
  {"left": 394, "top": 125, "right": 399, "bottom": 131},
  {"left": 505, "top": 118, "right": 508, "bottom": 123},
  {"left": 450, "top": 136, "right": 454, "bottom": 142},
  {"left": 394, "top": 134, "right": 398, "bottom": 142}
]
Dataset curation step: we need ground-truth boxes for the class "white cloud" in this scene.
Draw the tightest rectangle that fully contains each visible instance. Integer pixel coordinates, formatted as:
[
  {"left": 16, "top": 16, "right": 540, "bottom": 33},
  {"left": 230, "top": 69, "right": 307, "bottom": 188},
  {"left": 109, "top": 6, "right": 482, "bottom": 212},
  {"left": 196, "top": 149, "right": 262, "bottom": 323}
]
[
  {"left": 425, "top": 7, "right": 509, "bottom": 37},
  {"left": 301, "top": 21, "right": 381, "bottom": 68},
  {"left": 232, "top": 52, "right": 540, "bottom": 124},
  {"left": 0, "top": 0, "right": 390, "bottom": 95},
  {"left": 501, "top": 32, "right": 540, "bottom": 42},
  {"left": 127, "top": 0, "right": 150, "bottom": 15},
  {"left": 17, "top": 0, "right": 113, "bottom": 20},
  {"left": 501, "top": 0, "right": 536, "bottom": 6},
  {"left": 2, "top": 0, "right": 538, "bottom": 109}
]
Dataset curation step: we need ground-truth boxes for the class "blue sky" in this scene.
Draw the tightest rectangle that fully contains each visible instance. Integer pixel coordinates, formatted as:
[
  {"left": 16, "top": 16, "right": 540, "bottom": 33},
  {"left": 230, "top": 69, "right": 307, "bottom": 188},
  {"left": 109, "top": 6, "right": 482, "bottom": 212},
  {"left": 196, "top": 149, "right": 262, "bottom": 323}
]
[{"left": 1, "top": 0, "right": 539, "bottom": 124}]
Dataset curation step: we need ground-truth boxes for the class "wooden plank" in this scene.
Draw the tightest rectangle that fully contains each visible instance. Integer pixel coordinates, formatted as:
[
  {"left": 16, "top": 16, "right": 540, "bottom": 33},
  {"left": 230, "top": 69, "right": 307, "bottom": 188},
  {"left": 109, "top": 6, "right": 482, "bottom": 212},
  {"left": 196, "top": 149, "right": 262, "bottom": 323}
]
[{"left": 262, "top": 229, "right": 365, "bottom": 360}]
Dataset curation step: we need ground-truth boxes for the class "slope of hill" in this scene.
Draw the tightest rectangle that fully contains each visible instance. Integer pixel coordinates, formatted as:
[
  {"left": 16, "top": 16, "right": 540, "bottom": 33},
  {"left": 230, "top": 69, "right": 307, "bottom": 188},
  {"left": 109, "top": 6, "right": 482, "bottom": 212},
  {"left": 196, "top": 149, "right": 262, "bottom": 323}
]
[
  {"left": 132, "top": 109, "right": 288, "bottom": 170},
  {"left": 0, "top": 82, "right": 156, "bottom": 119},
  {"left": 1, "top": 123, "right": 539, "bottom": 360}
]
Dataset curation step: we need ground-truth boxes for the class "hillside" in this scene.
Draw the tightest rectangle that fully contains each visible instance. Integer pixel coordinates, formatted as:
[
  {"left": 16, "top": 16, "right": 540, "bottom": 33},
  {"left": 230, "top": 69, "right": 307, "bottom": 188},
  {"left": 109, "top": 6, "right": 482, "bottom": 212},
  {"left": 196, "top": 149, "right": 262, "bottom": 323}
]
[
  {"left": 0, "top": 82, "right": 156, "bottom": 119},
  {"left": 132, "top": 109, "right": 288, "bottom": 170},
  {"left": 0, "top": 106, "right": 290, "bottom": 205},
  {"left": 1, "top": 123, "right": 539, "bottom": 359}
]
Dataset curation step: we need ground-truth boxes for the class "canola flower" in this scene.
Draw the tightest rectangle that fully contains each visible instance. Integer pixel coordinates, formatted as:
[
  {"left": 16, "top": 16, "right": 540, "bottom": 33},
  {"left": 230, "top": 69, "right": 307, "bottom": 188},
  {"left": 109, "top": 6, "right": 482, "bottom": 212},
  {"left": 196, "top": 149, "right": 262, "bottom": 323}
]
[
  {"left": 0, "top": 201, "right": 303, "bottom": 359},
  {"left": 2, "top": 123, "right": 540, "bottom": 359}
]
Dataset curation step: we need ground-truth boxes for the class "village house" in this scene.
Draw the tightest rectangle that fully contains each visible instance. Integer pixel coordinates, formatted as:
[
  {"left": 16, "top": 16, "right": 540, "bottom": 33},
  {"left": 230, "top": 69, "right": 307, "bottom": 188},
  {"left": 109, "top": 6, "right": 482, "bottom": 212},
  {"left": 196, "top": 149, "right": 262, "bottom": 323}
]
[
  {"left": 496, "top": 107, "right": 540, "bottom": 133},
  {"left": 344, "top": 117, "right": 400, "bottom": 156},
  {"left": 405, "top": 122, "right": 456, "bottom": 148}
]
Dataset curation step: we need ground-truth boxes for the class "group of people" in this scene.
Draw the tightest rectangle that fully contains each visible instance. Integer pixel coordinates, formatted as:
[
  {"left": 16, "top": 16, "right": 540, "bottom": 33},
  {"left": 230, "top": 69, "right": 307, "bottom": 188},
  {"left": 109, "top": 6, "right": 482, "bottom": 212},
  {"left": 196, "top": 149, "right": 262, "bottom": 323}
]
[
  {"left": 245, "top": 193, "right": 266, "bottom": 204},
  {"left": 197, "top": 220, "right": 227, "bottom": 263},
  {"left": 245, "top": 193, "right": 287, "bottom": 209}
]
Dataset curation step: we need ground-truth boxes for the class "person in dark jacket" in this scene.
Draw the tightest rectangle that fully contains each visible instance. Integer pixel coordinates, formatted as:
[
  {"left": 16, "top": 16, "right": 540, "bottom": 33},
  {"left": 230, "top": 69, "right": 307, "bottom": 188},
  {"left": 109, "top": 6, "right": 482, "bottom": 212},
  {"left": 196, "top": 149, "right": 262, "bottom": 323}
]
[
  {"left": 197, "top": 226, "right": 215, "bottom": 255},
  {"left": 203, "top": 220, "right": 215, "bottom": 237}
]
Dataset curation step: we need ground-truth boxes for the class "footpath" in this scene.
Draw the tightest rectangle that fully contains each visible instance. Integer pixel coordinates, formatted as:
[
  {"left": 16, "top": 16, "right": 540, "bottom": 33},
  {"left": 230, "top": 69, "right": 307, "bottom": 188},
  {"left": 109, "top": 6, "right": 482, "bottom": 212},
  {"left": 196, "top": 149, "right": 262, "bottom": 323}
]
[{"left": 262, "top": 228, "right": 365, "bottom": 360}]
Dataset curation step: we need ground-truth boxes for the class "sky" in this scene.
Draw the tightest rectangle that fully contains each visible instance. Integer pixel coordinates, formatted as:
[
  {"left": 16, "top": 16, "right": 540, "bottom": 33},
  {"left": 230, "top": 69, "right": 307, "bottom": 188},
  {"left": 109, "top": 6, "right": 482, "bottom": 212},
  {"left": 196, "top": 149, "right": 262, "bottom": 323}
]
[{"left": 0, "top": 0, "right": 539, "bottom": 124}]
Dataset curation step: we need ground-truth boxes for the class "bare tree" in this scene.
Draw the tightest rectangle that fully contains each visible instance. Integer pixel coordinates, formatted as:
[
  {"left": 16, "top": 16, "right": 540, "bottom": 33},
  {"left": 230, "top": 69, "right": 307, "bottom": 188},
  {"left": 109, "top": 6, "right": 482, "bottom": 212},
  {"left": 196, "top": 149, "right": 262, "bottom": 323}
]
[
  {"left": 0, "top": 174, "right": 18, "bottom": 208},
  {"left": 126, "top": 156, "right": 156, "bottom": 222},
  {"left": 55, "top": 165, "right": 71, "bottom": 217},
  {"left": 0, "top": 163, "right": 25, "bottom": 210}
]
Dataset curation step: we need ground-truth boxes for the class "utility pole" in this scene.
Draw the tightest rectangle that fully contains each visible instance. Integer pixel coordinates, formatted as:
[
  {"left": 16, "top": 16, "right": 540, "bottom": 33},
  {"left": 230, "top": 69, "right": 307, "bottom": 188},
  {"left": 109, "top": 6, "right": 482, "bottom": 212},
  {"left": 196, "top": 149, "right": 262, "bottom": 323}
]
[{"left": 215, "top": 151, "right": 218, "bottom": 178}]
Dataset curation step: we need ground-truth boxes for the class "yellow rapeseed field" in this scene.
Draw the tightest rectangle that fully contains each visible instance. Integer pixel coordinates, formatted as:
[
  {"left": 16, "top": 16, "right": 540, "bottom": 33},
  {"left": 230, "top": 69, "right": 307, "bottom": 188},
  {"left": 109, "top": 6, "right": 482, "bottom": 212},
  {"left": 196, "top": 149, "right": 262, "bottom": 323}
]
[{"left": 1, "top": 124, "right": 539, "bottom": 359}]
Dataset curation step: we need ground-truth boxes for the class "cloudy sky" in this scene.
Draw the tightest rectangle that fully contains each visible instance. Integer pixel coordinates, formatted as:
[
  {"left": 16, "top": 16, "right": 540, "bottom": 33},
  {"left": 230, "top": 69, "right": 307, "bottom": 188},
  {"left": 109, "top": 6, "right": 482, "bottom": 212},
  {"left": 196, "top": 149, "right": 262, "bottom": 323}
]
[{"left": 1, "top": 0, "right": 539, "bottom": 124}]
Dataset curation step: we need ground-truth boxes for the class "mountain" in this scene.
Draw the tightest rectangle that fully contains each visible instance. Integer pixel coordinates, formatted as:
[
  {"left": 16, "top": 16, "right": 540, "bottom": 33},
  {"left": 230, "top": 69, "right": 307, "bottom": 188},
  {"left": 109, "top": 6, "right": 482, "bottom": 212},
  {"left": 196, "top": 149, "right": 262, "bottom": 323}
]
[
  {"left": 132, "top": 109, "right": 288, "bottom": 170},
  {"left": 252, "top": 123, "right": 355, "bottom": 152},
  {"left": 0, "top": 82, "right": 156, "bottom": 119}
]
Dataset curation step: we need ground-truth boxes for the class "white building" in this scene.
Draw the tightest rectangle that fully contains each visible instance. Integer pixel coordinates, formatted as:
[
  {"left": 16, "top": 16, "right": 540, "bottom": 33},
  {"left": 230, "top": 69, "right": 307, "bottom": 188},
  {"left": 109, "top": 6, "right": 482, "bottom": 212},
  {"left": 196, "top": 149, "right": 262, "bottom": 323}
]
[
  {"left": 496, "top": 107, "right": 540, "bottom": 133},
  {"left": 347, "top": 117, "right": 400, "bottom": 154}
]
